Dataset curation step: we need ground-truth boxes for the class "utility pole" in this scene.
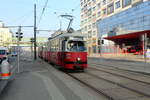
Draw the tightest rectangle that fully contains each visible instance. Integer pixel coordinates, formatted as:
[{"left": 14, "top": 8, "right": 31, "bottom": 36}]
[{"left": 34, "top": 4, "right": 37, "bottom": 60}]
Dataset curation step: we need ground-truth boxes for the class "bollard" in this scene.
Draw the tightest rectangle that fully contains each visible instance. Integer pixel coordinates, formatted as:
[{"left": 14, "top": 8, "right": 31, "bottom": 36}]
[{"left": 0, "top": 60, "right": 11, "bottom": 80}]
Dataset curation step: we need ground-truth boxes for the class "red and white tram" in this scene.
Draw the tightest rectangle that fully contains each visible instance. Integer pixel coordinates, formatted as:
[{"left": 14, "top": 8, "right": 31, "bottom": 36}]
[{"left": 38, "top": 31, "right": 87, "bottom": 70}]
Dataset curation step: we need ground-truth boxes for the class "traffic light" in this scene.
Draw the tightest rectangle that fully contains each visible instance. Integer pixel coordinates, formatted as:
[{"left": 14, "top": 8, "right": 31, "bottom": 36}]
[
  {"left": 30, "top": 38, "right": 35, "bottom": 43},
  {"left": 16, "top": 32, "right": 23, "bottom": 41},
  {"left": 98, "top": 39, "right": 104, "bottom": 45},
  {"left": 101, "top": 40, "right": 104, "bottom": 44}
]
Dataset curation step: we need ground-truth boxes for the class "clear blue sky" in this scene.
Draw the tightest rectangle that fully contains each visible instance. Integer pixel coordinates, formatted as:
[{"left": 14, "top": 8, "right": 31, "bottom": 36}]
[{"left": 0, "top": 0, "right": 80, "bottom": 37}]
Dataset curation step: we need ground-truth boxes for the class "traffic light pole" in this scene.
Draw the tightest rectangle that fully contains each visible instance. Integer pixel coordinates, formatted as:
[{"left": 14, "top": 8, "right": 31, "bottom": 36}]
[
  {"left": 17, "top": 26, "right": 21, "bottom": 73},
  {"left": 34, "top": 4, "right": 37, "bottom": 60}
]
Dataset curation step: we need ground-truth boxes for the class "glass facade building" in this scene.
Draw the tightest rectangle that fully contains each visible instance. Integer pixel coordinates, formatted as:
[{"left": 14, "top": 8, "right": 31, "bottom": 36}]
[{"left": 97, "top": 1, "right": 150, "bottom": 37}]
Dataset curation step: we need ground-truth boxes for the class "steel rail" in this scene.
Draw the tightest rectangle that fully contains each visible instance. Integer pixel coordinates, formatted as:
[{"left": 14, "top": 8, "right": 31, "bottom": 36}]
[
  {"left": 87, "top": 67, "right": 150, "bottom": 98},
  {"left": 89, "top": 63, "right": 150, "bottom": 84},
  {"left": 66, "top": 72, "right": 114, "bottom": 100}
]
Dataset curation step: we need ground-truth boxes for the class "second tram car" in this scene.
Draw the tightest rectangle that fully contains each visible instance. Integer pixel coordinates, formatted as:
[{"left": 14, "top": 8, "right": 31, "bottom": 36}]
[{"left": 39, "top": 31, "right": 87, "bottom": 70}]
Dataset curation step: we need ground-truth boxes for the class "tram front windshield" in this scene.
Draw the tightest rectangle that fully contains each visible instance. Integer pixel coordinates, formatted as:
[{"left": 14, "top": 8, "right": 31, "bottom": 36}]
[{"left": 67, "top": 41, "right": 86, "bottom": 52}]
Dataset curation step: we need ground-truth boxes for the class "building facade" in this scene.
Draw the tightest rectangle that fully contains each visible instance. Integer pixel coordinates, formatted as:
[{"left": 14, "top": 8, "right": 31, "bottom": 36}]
[
  {"left": 97, "top": 0, "right": 150, "bottom": 55},
  {"left": 80, "top": 0, "right": 149, "bottom": 55},
  {"left": 0, "top": 21, "right": 13, "bottom": 47}
]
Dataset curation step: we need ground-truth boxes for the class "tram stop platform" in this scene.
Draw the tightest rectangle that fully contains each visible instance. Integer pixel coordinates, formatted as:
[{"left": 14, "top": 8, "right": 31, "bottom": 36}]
[{"left": 89, "top": 54, "right": 150, "bottom": 74}]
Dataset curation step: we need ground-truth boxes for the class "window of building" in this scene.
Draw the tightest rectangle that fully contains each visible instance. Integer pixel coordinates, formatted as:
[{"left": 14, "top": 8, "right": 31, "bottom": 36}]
[
  {"left": 92, "top": 31, "right": 96, "bottom": 35},
  {"left": 84, "top": 4, "right": 87, "bottom": 9},
  {"left": 92, "top": 14, "right": 96, "bottom": 20},
  {"left": 81, "top": 8, "right": 84, "bottom": 12},
  {"left": 81, "top": 28, "right": 84, "bottom": 32},
  {"left": 88, "top": 8, "right": 92, "bottom": 16},
  {"left": 122, "top": 0, "right": 131, "bottom": 7},
  {"left": 88, "top": 16, "right": 92, "bottom": 22},
  {"left": 88, "top": 2, "right": 91, "bottom": 6},
  {"left": 115, "top": 1, "right": 120, "bottom": 9},
  {"left": 84, "top": 26, "right": 87, "bottom": 31},
  {"left": 88, "top": 31, "right": 92, "bottom": 38},
  {"left": 97, "top": 11, "right": 101, "bottom": 17},
  {"left": 102, "top": 0, "right": 106, "bottom": 5},
  {"left": 107, "top": 3, "right": 114, "bottom": 14},
  {"left": 97, "top": 3, "right": 101, "bottom": 8},
  {"left": 88, "top": 24, "right": 92, "bottom": 29},
  {"left": 81, "top": 14, "right": 84, "bottom": 18},
  {"left": 81, "top": 20, "right": 84, "bottom": 25},
  {"left": 85, "top": 19, "right": 87, "bottom": 23},
  {"left": 93, "top": 6, "right": 96, "bottom": 11},
  {"left": 102, "top": 8, "right": 107, "bottom": 15},
  {"left": 81, "top": 2, "right": 83, "bottom": 6},
  {"left": 92, "top": 23, "right": 96, "bottom": 28}
]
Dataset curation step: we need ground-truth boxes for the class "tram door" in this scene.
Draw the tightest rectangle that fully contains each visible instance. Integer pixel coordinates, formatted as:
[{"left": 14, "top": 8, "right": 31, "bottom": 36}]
[
  {"left": 60, "top": 40, "right": 67, "bottom": 64},
  {"left": 62, "top": 40, "right": 66, "bottom": 51}
]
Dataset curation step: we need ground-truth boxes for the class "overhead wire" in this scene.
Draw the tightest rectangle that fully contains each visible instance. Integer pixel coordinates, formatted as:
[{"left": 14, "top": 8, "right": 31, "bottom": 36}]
[
  {"left": 71, "top": 4, "right": 80, "bottom": 13},
  {"left": 37, "top": 0, "right": 49, "bottom": 27},
  {"left": 71, "top": 0, "right": 80, "bottom": 12}
]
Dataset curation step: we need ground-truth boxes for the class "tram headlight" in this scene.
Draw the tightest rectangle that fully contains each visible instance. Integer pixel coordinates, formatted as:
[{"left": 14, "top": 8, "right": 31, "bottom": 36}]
[{"left": 77, "top": 57, "right": 81, "bottom": 61}]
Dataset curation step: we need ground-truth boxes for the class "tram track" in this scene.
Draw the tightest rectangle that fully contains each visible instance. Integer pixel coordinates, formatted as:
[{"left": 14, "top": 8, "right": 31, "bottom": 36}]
[
  {"left": 66, "top": 72, "right": 114, "bottom": 100},
  {"left": 66, "top": 71, "right": 150, "bottom": 100},
  {"left": 86, "top": 63, "right": 150, "bottom": 98},
  {"left": 87, "top": 69, "right": 150, "bottom": 98},
  {"left": 89, "top": 63, "right": 150, "bottom": 84}
]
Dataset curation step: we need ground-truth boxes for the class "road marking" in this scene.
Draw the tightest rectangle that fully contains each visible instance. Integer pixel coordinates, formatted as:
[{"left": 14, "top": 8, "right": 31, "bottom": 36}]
[{"left": 32, "top": 72, "right": 66, "bottom": 100}]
